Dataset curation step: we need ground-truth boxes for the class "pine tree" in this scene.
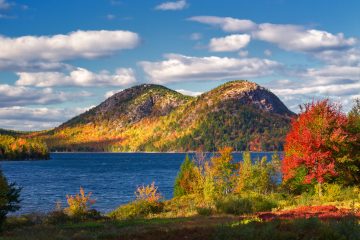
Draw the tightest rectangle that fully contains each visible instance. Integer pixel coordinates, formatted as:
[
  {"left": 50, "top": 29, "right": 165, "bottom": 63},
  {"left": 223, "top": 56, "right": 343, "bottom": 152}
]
[
  {"left": 0, "top": 169, "right": 21, "bottom": 230},
  {"left": 174, "top": 155, "right": 197, "bottom": 197}
]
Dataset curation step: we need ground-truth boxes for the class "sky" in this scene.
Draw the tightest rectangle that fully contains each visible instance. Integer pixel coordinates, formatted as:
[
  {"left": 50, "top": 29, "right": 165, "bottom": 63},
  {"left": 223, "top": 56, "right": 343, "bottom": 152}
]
[{"left": 0, "top": 0, "right": 359, "bottom": 131}]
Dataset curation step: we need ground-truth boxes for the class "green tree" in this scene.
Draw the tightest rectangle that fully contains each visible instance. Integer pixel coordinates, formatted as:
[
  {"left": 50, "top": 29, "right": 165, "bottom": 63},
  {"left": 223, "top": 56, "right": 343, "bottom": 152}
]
[
  {"left": 340, "top": 99, "right": 360, "bottom": 185},
  {"left": 236, "top": 152, "right": 281, "bottom": 194},
  {"left": 0, "top": 169, "right": 21, "bottom": 230},
  {"left": 210, "top": 147, "right": 236, "bottom": 196},
  {"left": 174, "top": 155, "right": 199, "bottom": 197}
]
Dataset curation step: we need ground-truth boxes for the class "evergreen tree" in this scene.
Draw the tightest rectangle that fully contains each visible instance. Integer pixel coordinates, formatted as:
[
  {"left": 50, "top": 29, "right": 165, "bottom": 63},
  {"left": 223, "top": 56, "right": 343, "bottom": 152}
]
[
  {"left": 0, "top": 169, "right": 21, "bottom": 230},
  {"left": 342, "top": 99, "right": 360, "bottom": 185},
  {"left": 174, "top": 155, "right": 198, "bottom": 197}
]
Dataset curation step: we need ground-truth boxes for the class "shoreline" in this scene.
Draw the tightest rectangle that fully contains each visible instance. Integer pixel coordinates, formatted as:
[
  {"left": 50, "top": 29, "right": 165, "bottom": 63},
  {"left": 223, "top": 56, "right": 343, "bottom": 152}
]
[{"left": 50, "top": 151, "right": 281, "bottom": 154}]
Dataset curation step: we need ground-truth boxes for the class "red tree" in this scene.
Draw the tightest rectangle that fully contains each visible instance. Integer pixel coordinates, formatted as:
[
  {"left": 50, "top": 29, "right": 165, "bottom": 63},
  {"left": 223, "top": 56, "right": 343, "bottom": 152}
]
[{"left": 282, "top": 100, "right": 348, "bottom": 185}]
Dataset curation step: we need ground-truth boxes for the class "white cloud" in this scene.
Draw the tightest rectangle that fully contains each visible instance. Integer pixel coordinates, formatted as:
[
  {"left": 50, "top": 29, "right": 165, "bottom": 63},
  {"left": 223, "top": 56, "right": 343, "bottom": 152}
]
[
  {"left": 253, "top": 23, "right": 356, "bottom": 53},
  {"left": 16, "top": 67, "right": 136, "bottom": 87},
  {"left": 0, "top": 0, "right": 10, "bottom": 9},
  {"left": 155, "top": 0, "right": 187, "bottom": 11},
  {"left": 0, "top": 30, "right": 140, "bottom": 63},
  {"left": 315, "top": 48, "right": 360, "bottom": 66},
  {"left": 189, "top": 16, "right": 357, "bottom": 54},
  {"left": 209, "top": 34, "right": 250, "bottom": 52},
  {"left": 104, "top": 89, "right": 124, "bottom": 98},
  {"left": 268, "top": 65, "right": 360, "bottom": 112},
  {"left": 139, "top": 54, "right": 280, "bottom": 84},
  {"left": 0, "top": 106, "right": 89, "bottom": 131},
  {"left": 176, "top": 89, "right": 203, "bottom": 96},
  {"left": 189, "top": 16, "right": 257, "bottom": 32},
  {"left": 304, "top": 65, "right": 360, "bottom": 85},
  {"left": 0, "top": 84, "right": 91, "bottom": 107}
]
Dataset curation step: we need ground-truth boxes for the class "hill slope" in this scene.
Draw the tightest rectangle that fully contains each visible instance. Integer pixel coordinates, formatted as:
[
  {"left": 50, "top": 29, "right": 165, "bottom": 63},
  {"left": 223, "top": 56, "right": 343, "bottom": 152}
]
[{"left": 36, "top": 80, "right": 295, "bottom": 152}]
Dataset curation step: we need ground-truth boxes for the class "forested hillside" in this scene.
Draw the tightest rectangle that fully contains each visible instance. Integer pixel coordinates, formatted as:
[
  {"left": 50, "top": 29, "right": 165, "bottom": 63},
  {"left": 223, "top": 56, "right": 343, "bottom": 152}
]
[{"left": 32, "top": 80, "right": 295, "bottom": 152}]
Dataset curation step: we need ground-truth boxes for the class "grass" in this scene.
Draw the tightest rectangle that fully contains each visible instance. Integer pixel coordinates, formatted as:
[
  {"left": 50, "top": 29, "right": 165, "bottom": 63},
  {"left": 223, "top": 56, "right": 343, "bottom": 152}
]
[
  {"left": 1, "top": 214, "right": 359, "bottom": 240},
  {"left": 1, "top": 187, "right": 359, "bottom": 239}
]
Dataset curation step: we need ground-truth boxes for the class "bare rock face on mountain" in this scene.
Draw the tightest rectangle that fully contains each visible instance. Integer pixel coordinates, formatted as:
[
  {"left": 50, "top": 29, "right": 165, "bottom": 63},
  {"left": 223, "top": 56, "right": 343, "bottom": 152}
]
[
  {"left": 41, "top": 80, "right": 295, "bottom": 152},
  {"left": 198, "top": 81, "right": 293, "bottom": 116},
  {"left": 60, "top": 84, "right": 191, "bottom": 129}
]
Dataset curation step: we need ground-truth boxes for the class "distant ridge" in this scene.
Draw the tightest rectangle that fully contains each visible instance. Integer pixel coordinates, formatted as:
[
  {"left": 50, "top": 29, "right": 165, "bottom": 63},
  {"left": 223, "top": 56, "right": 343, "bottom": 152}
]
[{"left": 32, "top": 80, "right": 295, "bottom": 152}]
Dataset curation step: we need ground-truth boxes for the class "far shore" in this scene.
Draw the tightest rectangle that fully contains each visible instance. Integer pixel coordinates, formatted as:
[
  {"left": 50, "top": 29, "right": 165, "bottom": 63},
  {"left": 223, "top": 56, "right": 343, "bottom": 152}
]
[{"left": 50, "top": 151, "right": 281, "bottom": 154}]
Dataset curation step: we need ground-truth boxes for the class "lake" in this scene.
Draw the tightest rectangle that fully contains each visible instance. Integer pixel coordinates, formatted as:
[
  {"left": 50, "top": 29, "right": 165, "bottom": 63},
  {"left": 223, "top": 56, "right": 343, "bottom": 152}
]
[{"left": 1, "top": 152, "right": 277, "bottom": 214}]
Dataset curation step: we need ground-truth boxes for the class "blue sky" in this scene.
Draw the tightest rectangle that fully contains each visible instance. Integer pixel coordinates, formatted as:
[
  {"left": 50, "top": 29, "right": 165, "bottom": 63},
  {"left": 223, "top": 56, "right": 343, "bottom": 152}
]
[{"left": 0, "top": 0, "right": 359, "bottom": 130}]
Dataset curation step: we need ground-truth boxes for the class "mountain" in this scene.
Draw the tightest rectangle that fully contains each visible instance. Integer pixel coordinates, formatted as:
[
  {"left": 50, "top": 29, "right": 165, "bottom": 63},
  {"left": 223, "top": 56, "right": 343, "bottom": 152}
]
[
  {"left": 0, "top": 128, "right": 30, "bottom": 137},
  {"left": 36, "top": 80, "right": 295, "bottom": 152}
]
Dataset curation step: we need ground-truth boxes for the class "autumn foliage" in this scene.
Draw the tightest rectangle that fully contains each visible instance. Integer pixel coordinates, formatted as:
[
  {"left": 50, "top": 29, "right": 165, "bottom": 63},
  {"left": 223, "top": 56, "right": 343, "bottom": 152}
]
[
  {"left": 0, "top": 135, "right": 49, "bottom": 160},
  {"left": 135, "top": 182, "right": 162, "bottom": 203},
  {"left": 282, "top": 100, "right": 349, "bottom": 185},
  {"left": 66, "top": 187, "right": 96, "bottom": 216}
]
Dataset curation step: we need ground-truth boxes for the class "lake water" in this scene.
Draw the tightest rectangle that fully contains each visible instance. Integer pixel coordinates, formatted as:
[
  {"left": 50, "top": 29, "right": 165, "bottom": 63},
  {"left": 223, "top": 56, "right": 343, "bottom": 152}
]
[{"left": 1, "top": 152, "right": 277, "bottom": 214}]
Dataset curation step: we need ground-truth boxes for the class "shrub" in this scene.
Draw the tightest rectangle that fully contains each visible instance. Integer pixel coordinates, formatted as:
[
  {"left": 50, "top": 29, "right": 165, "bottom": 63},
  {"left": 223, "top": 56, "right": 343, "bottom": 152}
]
[
  {"left": 109, "top": 200, "right": 164, "bottom": 220},
  {"left": 216, "top": 195, "right": 277, "bottom": 215},
  {"left": 216, "top": 196, "right": 253, "bottom": 215},
  {"left": 65, "top": 187, "right": 96, "bottom": 216},
  {"left": 196, "top": 207, "right": 213, "bottom": 216},
  {"left": 236, "top": 152, "right": 281, "bottom": 194},
  {"left": 162, "top": 194, "right": 203, "bottom": 217},
  {"left": 110, "top": 182, "right": 164, "bottom": 220},
  {"left": 0, "top": 169, "right": 21, "bottom": 231},
  {"left": 45, "top": 210, "right": 71, "bottom": 224},
  {"left": 135, "top": 182, "right": 162, "bottom": 203}
]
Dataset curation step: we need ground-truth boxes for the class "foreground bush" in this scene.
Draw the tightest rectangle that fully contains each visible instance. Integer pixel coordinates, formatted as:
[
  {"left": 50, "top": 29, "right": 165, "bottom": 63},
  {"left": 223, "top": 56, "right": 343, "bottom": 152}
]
[
  {"left": 110, "top": 182, "right": 164, "bottom": 220},
  {"left": 46, "top": 209, "right": 103, "bottom": 224},
  {"left": 65, "top": 187, "right": 96, "bottom": 216},
  {"left": 215, "top": 195, "right": 278, "bottom": 215},
  {"left": 0, "top": 169, "right": 20, "bottom": 231},
  {"left": 109, "top": 200, "right": 164, "bottom": 220}
]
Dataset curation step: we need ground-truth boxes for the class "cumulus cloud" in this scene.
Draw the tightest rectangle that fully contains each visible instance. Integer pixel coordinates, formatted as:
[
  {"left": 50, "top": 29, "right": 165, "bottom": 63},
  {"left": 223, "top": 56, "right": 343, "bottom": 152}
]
[
  {"left": 0, "top": 30, "right": 139, "bottom": 63},
  {"left": 104, "top": 89, "right": 124, "bottom": 98},
  {"left": 189, "top": 16, "right": 257, "bottom": 32},
  {"left": 155, "top": 0, "right": 187, "bottom": 11},
  {"left": 139, "top": 54, "right": 281, "bottom": 83},
  {"left": 314, "top": 48, "right": 360, "bottom": 66},
  {"left": 268, "top": 65, "right": 360, "bottom": 112},
  {"left": 175, "top": 89, "right": 203, "bottom": 96},
  {"left": 253, "top": 23, "right": 356, "bottom": 53},
  {"left": 0, "top": 106, "right": 90, "bottom": 131},
  {"left": 189, "top": 16, "right": 357, "bottom": 54},
  {"left": 0, "top": 84, "right": 91, "bottom": 107},
  {"left": 16, "top": 67, "right": 136, "bottom": 87},
  {"left": 209, "top": 34, "right": 251, "bottom": 52}
]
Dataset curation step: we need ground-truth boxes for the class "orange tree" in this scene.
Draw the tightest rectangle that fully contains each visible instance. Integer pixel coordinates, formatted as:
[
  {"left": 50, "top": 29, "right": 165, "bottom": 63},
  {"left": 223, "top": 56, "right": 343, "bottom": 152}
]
[{"left": 282, "top": 100, "right": 349, "bottom": 194}]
